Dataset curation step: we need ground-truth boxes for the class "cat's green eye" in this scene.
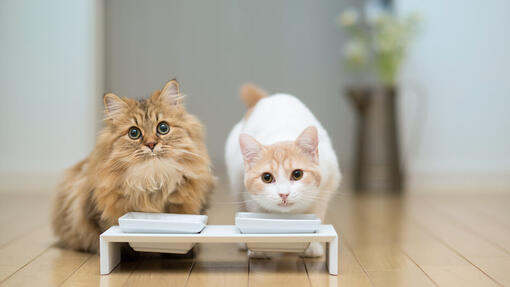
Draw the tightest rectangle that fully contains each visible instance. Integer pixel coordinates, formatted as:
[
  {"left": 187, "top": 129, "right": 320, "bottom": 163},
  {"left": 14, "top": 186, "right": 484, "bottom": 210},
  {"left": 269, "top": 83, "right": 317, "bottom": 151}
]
[
  {"left": 128, "top": 127, "right": 142, "bottom": 140},
  {"left": 157, "top": 122, "right": 170, "bottom": 135},
  {"left": 261, "top": 172, "right": 274, "bottom": 183},
  {"left": 291, "top": 169, "right": 303, "bottom": 181}
]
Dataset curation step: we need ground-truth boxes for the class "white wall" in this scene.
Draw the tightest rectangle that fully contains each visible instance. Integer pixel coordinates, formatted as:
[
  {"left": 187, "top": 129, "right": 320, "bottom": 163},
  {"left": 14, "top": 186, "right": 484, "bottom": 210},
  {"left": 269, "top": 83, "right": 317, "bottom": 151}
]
[
  {"left": 397, "top": 0, "right": 510, "bottom": 191},
  {"left": 104, "top": 0, "right": 361, "bottom": 172},
  {"left": 0, "top": 0, "right": 104, "bottom": 190},
  {"left": 3, "top": 0, "right": 508, "bottom": 193}
]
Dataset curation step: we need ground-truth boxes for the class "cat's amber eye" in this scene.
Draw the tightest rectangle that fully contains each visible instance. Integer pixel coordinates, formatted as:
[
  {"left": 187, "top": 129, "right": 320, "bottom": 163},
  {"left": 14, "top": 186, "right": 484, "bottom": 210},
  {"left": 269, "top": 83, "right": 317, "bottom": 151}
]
[
  {"left": 291, "top": 169, "right": 303, "bottom": 181},
  {"left": 157, "top": 122, "right": 170, "bottom": 135},
  {"left": 261, "top": 172, "right": 274, "bottom": 183},
  {"left": 128, "top": 127, "right": 142, "bottom": 140}
]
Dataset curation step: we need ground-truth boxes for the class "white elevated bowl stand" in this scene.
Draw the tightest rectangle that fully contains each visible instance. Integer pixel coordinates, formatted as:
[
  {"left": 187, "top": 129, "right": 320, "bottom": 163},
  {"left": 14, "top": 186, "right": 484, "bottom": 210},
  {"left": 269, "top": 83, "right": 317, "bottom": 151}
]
[{"left": 100, "top": 225, "right": 339, "bottom": 275}]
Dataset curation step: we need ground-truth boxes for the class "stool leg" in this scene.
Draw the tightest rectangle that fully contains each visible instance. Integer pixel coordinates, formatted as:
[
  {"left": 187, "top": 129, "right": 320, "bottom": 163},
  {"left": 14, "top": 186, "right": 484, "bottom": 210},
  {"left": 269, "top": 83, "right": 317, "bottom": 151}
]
[
  {"left": 100, "top": 238, "right": 121, "bottom": 275},
  {"left": 327, "top": 237, "right": 338, "bottom": 275}
]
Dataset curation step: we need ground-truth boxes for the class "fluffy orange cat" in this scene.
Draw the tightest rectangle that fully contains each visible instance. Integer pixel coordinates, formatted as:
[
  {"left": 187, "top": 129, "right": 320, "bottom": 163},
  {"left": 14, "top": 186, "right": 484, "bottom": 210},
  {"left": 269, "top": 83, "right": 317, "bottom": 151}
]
[{"left": 52, "top": 80, "right": 214, "bottom": 252}]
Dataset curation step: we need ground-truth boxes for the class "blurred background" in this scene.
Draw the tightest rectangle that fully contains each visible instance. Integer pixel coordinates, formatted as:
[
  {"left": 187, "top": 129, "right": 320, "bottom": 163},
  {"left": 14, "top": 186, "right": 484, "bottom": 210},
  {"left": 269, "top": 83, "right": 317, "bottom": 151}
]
[{"left": 1, "top": 0, "right": 509, "bottom": 193}]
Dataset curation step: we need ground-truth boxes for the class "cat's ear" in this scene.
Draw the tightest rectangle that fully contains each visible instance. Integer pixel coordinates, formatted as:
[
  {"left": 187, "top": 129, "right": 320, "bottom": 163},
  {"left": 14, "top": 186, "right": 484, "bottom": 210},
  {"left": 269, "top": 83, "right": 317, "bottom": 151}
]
[
  {"left": 296, "top": 126, "right": 319, "bottom": 161},
  {"left": 157, "top": 79, "right": 182, "bottom": 106},
  {"left": 104, "top": 93, "right": 128, "bottom": 120},
  {"left": 239, "top": 134, "right": 263, "bottom": 168}
]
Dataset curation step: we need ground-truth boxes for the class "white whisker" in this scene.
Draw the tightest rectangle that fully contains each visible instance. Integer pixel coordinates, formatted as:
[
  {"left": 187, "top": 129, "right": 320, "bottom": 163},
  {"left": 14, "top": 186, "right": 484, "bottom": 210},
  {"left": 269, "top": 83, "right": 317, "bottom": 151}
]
[
  {"left": 210, "top": 199, "right": 257, "bottom": 205},
  {"left": 172, "top": 148, "right": 204, "bottom": 159}
]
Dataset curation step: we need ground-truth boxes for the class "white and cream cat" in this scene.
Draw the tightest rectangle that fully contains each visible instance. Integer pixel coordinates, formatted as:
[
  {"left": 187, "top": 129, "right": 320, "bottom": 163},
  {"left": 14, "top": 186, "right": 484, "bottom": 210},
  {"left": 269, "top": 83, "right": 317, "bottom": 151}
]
[{"left": 225, "top": 84, "right": 341, "bottom": 257}]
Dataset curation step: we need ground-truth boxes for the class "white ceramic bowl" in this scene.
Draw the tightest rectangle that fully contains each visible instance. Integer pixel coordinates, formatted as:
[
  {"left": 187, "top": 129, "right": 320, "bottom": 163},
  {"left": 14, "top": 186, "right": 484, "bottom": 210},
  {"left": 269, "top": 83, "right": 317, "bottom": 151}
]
[
  {"left": 247, "top": 242, "right": 311, "bottom": 253},
  {"left": 235, "top": 212, "right": 321, "bottom": 234},
  {"left": 119, "top": 212, "right": 207, "bottom": 254},
  {"left": 128, "top": 242, "right": 195, "bottom": 254},
  {"left": 235, "top": 212, "right": 321, "bottom": 253},
  {"left": 119, "top": 212, "right": 208, "bottom": 234}
]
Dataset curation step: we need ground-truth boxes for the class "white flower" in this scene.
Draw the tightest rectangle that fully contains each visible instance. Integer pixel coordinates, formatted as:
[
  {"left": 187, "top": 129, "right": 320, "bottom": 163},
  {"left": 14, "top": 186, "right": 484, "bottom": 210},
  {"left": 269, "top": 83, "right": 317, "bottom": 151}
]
[
  {"left": 408, "top": 12, "right": 423, "bottom": 24},
  {"left": 338, "top": 9, "right": 358, "bottom": 27},
  {"left": 344, "top": 40, "right": 367, "bottom": 67}
]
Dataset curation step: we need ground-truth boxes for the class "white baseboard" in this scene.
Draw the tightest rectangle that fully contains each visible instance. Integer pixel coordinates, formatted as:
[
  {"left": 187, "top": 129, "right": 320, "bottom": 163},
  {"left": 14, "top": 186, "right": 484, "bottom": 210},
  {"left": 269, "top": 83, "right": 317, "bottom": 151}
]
[{"left": 405, "top": 171, "right": 510, "bottom": 193}]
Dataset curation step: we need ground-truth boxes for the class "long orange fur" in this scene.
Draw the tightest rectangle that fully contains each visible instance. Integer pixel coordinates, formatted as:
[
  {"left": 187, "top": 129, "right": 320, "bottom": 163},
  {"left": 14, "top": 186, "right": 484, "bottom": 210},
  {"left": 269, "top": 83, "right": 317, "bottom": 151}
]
[{"left": 52, "top": 80, "right": 214, "bottom": 252}]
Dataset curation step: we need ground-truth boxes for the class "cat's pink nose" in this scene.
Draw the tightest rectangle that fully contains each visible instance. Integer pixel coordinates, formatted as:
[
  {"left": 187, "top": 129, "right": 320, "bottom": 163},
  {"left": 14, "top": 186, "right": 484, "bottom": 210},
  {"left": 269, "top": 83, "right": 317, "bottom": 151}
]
[
  {"left": 279, "top": 193, "right": 288, "bottom": 200},
  {"left": 145, "top": 142, "right": 157, "bottom": 151}
]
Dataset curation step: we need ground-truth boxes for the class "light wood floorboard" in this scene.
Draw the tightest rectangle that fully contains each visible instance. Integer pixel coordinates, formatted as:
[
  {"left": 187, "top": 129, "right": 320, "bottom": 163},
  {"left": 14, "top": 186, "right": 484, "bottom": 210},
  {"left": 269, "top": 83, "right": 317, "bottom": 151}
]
[{"left": 0, "top": 185, "right": 509, "bottom": 286}]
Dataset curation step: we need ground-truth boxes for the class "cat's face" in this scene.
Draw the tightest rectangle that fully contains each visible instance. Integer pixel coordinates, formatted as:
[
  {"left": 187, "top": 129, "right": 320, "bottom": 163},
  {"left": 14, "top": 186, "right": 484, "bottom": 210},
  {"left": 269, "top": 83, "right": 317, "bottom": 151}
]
[
  {"left": 101, "top": 80, "right": 202, "bottom": 192},
  {"left": 239, "top": 127, "right": 321, "bottom": 213}
]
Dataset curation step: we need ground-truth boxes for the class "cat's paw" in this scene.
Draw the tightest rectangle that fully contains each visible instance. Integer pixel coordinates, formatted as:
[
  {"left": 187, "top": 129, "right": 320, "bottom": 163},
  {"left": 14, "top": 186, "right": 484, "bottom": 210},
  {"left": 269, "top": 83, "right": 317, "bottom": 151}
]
[
  {"left": 238, "top": 242, "right": 247, "bottom": 251},
  {"left": 302, "top": 242, "right": 324, "bottom": 258},
  {"left": 248, "top": 250, "right": 271, "bottom": 259}
]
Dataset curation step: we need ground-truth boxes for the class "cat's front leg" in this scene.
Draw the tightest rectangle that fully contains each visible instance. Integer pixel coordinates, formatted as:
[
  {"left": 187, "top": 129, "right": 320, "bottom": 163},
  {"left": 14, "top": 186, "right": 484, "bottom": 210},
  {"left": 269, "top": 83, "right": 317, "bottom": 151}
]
[
  {"left": 166, "top": 175, "right": 214, "bottom": 214},
  {"left": 301, "top": 204, "right": 327, "bottom": 257},
  {"left": 302, "top": 242, "right": 324, "bottom": 257}
]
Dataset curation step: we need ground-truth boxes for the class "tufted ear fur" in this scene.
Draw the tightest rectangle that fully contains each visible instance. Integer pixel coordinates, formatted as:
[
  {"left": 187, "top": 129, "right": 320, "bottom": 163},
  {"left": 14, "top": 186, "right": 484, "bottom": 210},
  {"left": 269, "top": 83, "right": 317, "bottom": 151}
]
[
  {"left": 103, "top": 93, "right": 128, "bottom": 120},
  {"left": 295, "top": 126, "right": 319, "bottom": 161},
  {"left": 158, "top": 79, "right": 182, "bottom": 106},
  {"left": 239, "top": 134, "right": 263, "bottom": 168}
]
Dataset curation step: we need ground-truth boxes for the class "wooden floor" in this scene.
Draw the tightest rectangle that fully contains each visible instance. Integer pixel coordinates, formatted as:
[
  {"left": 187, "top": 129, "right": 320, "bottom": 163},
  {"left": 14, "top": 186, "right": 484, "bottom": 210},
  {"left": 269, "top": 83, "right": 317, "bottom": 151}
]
[{"left": 1, "top": 181, "right": 509, "bottom": 286}]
